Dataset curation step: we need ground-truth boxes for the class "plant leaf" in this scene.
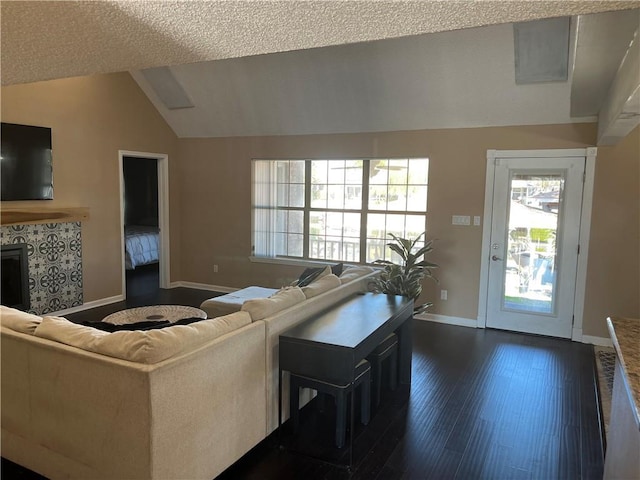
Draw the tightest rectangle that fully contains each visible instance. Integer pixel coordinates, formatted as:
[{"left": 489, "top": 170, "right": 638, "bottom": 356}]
[{"left": 388, "top": 243, "right": 406, "bottom": 259}]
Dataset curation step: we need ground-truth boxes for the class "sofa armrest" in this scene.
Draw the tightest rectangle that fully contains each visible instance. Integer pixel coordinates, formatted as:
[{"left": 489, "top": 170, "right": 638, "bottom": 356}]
[
  {"left": 1, "top": 327, "right": 155, "bottom": 479},
  {"left": 147, "top": 321, "right": 267, "bottom": 479},
  {"left": 1, "top": 321, "right": 267, "bottom": 480}
]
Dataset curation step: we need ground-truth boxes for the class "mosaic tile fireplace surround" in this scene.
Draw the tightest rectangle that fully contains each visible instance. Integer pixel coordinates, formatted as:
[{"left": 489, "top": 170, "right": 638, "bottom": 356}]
[{"left": 1, "top": 222, "right": 82, "bottom": 314}]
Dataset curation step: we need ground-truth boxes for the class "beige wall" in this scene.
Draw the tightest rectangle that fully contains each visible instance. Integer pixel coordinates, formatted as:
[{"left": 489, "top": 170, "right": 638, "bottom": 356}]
[
  {"left": 4, "top": 73, "right": 637, "bottom": 340},
  {"left": 177, "top": 123, "right": 640, "bottom": 337},
  {"left": 1, "top": 73, "right": 180, "bottom": 303},
  {"left": 584, "top": 126, "right": 639, "bottom": 338}
]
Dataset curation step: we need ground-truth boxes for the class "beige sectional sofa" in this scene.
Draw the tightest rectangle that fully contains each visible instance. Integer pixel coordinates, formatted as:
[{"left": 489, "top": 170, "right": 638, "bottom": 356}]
[{"left": 1, "top": 265, "right": 376, "bottom": 479}]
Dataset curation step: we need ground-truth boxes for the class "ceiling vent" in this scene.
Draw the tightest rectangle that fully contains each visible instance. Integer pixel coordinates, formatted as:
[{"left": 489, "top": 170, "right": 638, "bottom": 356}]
[
  {"left": 140, "top": 67, "right": 194, "bottom": 110},
  {"left": 514, "top": 17, "right": 571, "bottom": 84}
]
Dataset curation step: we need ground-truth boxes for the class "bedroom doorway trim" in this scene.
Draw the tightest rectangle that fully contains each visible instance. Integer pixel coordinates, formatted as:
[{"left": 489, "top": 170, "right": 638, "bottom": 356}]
[{"left": 118, "top": 150, "right": 170, "bottom": 295}]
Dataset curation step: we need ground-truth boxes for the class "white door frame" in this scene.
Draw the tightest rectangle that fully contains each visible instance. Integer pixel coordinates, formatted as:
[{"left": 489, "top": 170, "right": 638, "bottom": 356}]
[
  {"left": 477, "top": 148, "right": 597, "bottom": 342},
  {"left": 118, "top": 150, "right": 171, "bottom": 295}
]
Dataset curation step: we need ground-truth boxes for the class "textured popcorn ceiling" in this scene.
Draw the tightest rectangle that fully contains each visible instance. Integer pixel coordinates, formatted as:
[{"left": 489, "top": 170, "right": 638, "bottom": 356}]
[{"left": 2, "top": 0, "right": 638, "bottom": 85}]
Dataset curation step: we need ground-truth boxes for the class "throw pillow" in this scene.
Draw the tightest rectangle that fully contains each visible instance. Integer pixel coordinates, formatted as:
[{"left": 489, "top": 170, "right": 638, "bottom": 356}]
[
  {"left": 295, "top": 266, "right": 327, "bottom": 287},
  {"left": 294, "top": 264, "right": 345, "bottom": 287},
  {"left": 331, "top": 263, "right": 344, "bottom": 277}
]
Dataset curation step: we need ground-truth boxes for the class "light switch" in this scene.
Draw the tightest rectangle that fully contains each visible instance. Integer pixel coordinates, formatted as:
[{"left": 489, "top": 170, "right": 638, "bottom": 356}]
[
  {"left": 452, "top": 215, "right": 471, "bottom": 226},
  {"left": 474, "top": 216, "right": 481, "bottom": 226}
]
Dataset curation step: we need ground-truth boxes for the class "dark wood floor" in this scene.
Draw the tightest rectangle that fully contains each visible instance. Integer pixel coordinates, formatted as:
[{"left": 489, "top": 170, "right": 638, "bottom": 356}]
[
  {"left": 2, "top": 278, "right": 604, "bottom": 479},
  {"left": 219, "top": 321, "right": 604, "bottom": 480},
  {"left": 63, "top": 264, "right": 223, "bottom": 324}
]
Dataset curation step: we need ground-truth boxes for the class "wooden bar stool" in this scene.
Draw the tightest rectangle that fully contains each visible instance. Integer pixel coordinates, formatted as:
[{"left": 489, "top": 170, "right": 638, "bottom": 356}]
[
  {"left": 289, "top": 358, "right": 371, "bottom": 448},
  {"left": 367, "top": 332, "right": 398, "bottom": 407}
]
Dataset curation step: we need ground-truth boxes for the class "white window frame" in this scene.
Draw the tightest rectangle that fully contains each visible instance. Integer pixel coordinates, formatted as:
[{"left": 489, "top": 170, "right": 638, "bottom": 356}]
[{"left": 250, "top": 158, "right": 429, "bottom": 267}]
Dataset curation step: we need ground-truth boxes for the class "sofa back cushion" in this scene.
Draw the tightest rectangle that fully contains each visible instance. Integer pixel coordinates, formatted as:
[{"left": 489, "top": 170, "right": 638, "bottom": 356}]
[
  {"left": 241, "top": 286, "right": 305, "bottom": 321},
  {"left": 0, "top": 306, "right": 42, "bottom": 335},
  {"left": 339, "top": 266, "right": 375, "bottom": 284},
  {"left": 301, "top": 274, "right": 341, "bottom": 299},
  {"left": 33, "top": 311, "right": 252, "bottom": 364}
]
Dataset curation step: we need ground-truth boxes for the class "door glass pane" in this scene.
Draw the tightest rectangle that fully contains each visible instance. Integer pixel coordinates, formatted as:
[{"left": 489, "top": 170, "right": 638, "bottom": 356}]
[{"left": 503, "top": 173, "right": 563, "bottom": 315}]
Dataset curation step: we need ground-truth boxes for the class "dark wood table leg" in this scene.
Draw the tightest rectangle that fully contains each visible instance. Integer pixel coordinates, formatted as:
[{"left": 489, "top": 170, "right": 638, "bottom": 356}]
[
  {"left": 278, "top": 367, "right": 283, "bottom": 448},
  {"left": 397, "top": 313, "right": 413, "bottom": 385},
  {"left": 348, "top": 381, "right": 355, "bottom": 471}
]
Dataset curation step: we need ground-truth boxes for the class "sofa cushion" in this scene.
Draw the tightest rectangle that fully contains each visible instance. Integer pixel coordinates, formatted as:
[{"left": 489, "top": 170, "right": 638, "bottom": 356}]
[
  {"left": 0, "top": 306, "right": 42, "bottom": 335},
  {"left": 339, "top": 266, "right": 375, "bottom": 284},
  {"left": 241, "top": 286, "right": 305, "bottom": 321},
  {"left": 301, "top": 274, "right": 341, "bottom": 299},
  {"left": 34, "top": 311, "right": 252, "bottom": 364}
]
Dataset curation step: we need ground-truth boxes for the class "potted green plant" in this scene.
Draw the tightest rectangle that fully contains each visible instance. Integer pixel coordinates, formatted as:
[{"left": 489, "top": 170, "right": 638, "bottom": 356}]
[{"left": 369, "top": 232, "right": 438, "bottom": 314}]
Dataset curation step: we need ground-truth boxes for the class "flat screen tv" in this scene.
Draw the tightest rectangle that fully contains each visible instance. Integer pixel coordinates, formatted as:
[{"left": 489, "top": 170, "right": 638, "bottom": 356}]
[{"left": 1, "top": 122, "right": 53, "bottom": 201}]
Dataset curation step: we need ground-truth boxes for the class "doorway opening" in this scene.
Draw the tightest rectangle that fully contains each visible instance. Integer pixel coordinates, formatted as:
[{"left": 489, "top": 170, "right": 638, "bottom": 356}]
[
  {"left": 478, "top": 148, "right": 596, "bottom": 340},
  {"left": 119, "top": 151, "right": 170, "bottom": 300}
]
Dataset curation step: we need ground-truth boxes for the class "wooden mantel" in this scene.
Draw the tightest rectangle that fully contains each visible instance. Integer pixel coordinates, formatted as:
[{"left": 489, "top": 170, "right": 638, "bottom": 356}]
[{"left": 1, "top": 206, "right": 89, "bottom": 227}]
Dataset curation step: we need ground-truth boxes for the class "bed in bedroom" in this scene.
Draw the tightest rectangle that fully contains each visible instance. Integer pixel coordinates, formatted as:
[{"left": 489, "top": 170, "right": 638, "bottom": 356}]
[{"left": 124, "top": 225, "right": 160, "bottom": 270}]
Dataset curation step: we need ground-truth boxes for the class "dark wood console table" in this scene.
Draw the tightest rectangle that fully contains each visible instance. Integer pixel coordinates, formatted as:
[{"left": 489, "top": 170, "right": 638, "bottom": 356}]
[{"left": 278, "top": 292, "right": 413, "bottom": 464}]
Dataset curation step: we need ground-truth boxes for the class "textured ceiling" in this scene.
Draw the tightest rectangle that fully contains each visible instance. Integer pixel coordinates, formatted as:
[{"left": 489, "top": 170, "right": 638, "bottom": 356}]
[{"left": 2, "top": 0, "right": 639, "bottom": 86}]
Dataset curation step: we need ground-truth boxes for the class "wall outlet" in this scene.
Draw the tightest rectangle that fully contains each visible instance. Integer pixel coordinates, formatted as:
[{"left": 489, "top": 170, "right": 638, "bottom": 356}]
[
  {"left": 440, "top": 289, "right": 448, "bottom": 300},
  {"left": 474, "top": 215, "right": 481, "bottom": 226},
  {"left": 213, "top": 264, "right": 219, "bottom": 273}
]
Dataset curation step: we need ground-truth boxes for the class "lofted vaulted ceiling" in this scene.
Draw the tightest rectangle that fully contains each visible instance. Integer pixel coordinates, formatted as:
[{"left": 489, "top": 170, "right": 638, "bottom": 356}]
[
  {"left": 130, "top": 7, "right": 639, "bottom": 140},
  {"left": 2, "top": 1, "right": 639, "bottom": 142},
  {"left": 131, "top": 22, "right": 591, "bottom": 137}
]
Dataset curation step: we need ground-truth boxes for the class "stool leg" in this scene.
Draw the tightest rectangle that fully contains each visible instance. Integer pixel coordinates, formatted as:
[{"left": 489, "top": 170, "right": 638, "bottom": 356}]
[
  {"left": 290, "top": 378, "right": 300, "bottom": 433},
  {"left": 389, "top": 349, "right": 398, "bottom": 391},
  {"left": 373, "top": 359, "right": 382, "bottom": 407},
  {"left": 317, "top": 391, "right": 328, "bottom": 413},
  {"left": 361, "top": 371, "right": 370, "bottom": 425},
  {"left": 335, "top": 390, "right": 347, "bottom": 448}
]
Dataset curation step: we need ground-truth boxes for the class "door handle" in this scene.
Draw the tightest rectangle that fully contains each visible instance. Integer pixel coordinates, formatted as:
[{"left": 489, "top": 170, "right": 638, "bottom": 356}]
[{"left": 492, "top": 255, "right": 502, "bottom": 261}]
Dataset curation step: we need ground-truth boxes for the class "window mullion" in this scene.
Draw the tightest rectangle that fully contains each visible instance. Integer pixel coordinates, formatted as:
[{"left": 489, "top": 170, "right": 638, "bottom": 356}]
[
  {"left": 255, "top": 157, "right": 428, "bottom": 264},
  {"left": 360, "top": 159, "right": 369, "bottom": 264},
  {"left": 303, "top": 160, "right": 311, "bottom": 258}
]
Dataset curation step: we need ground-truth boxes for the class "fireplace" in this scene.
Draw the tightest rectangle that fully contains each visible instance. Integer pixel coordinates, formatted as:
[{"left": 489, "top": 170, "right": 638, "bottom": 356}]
[{"left": 1, "top": 243, "right": 30, "bottom": 311}]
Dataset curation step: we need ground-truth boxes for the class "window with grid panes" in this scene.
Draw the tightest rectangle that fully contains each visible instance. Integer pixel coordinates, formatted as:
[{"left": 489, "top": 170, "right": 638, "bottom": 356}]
[{"left": 252, "top": 158, "right": 429, "bottom": 264}]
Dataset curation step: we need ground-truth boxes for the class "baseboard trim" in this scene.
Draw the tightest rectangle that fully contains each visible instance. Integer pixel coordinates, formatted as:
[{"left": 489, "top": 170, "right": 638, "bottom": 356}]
[
  {"left": 418, "top": 313, "right": 612, "bottom": 345},
  {"left": 51, "top": 295, "right": 125, "bottom": 316},
  {"left": 168, "top": 281, "right": 237, "bottom": 294},
  {"left": 415, "top": 313, "right": 478, "bottom": 328},
  {"left": 581, "top": 335, "right": 613, "bottom": 347},
  {"left": 572, "top": 327, "right": 583, "bottom": 342}
]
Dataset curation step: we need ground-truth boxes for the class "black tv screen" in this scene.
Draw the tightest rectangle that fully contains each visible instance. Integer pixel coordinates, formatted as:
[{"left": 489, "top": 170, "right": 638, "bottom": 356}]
[{"left": 1, "top": 122, "right": 53, "bottom": 201}]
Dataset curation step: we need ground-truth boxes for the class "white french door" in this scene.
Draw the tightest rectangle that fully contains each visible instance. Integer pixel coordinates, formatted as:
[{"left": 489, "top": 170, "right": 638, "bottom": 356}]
[{"left": 484, "top": 154, "right": 586, "bottom": 338}]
